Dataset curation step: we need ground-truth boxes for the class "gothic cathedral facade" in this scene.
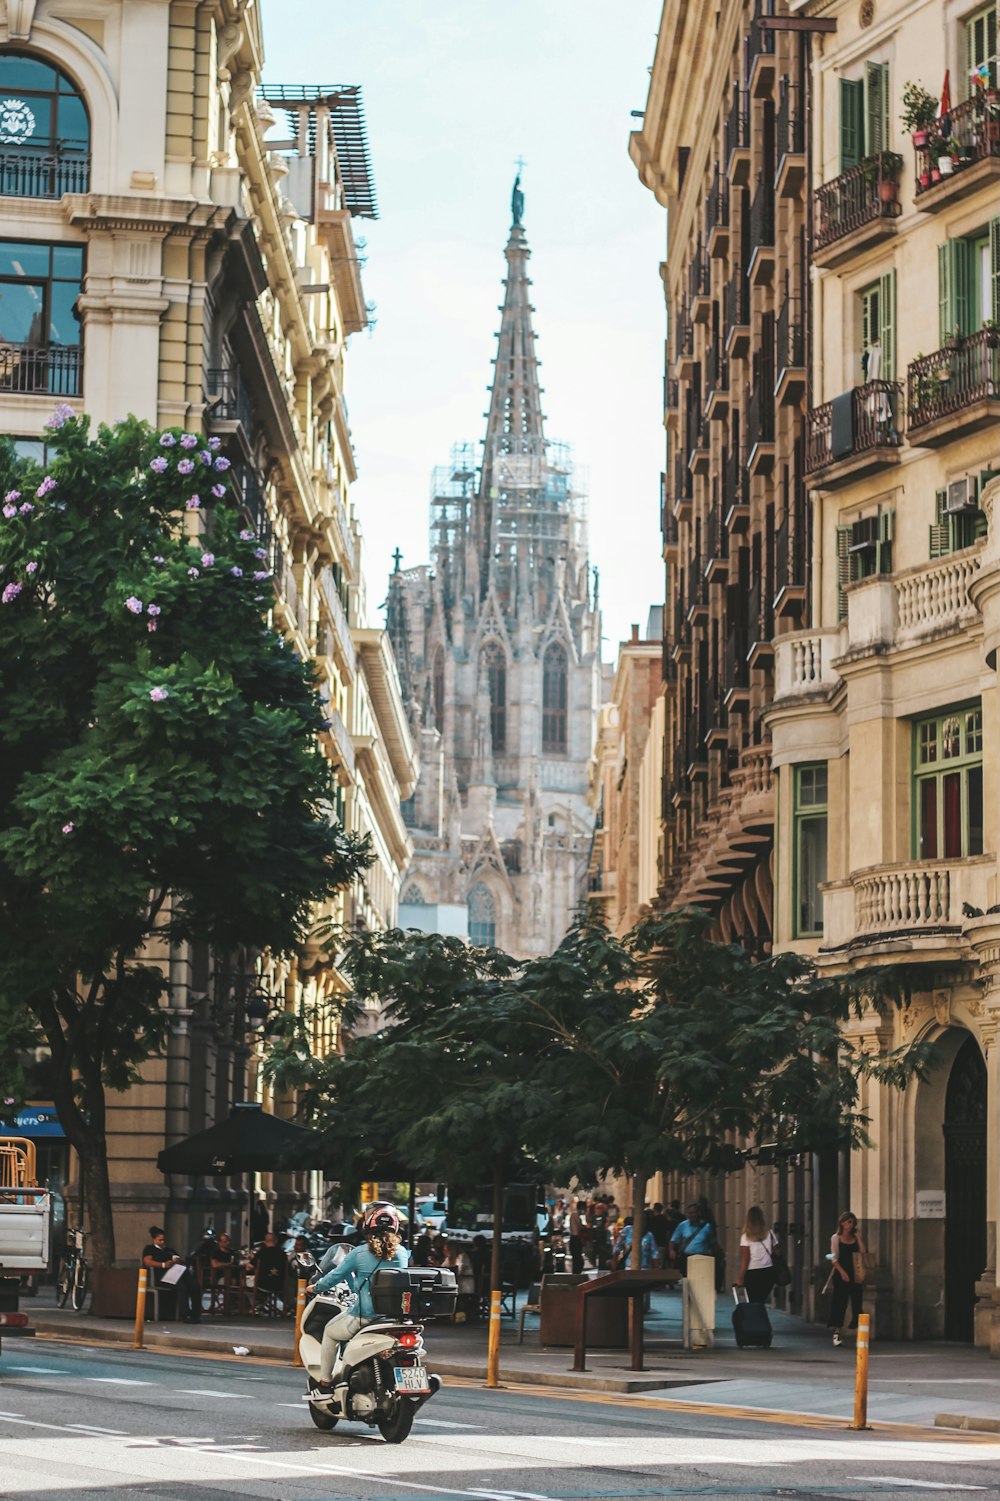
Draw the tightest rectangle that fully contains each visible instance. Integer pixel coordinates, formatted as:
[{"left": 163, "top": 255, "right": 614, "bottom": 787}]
[{"left": 388, "top": 185, "right": 603, "bottom": 958}]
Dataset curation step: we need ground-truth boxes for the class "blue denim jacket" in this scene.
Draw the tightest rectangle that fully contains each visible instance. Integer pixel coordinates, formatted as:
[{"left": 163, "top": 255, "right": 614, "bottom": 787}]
[{"left": 314, "top": 1244, "right": 410, "bottom": 1320}]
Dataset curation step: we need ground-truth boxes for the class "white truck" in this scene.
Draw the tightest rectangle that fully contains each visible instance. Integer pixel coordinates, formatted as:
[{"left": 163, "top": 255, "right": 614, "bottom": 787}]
[{"left": 0, "top": 1139, "right": 53, "bottom": 1354}]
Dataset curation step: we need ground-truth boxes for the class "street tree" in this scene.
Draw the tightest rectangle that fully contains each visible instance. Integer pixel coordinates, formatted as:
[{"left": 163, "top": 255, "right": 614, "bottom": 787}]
[
  {"left": 265, "top": 926, "right": 551, "bottom": 1293},
  {"left": 0, "top": 412, "right": 369, "bottom": 1266},
  {"left": 516, "top": 908, "right": 924, "bottom": 1264}
]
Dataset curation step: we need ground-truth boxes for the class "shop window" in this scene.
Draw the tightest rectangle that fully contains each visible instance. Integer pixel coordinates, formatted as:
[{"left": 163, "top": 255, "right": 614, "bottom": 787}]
[
  {"left": 0, "top": 53, "right": 90, "bottom": 196},
  {"left": 0, "top": 239, "right": 83, "bottom": 395},
  {"left": 467, "top": 882, "right": 496, "bottom": 947},
  {"left": 914, "top": 705, "right": 984, "bottom": 860},
  {"left": 794, "top": 763, "right": 828, "bottom": 938},
  {"left": 541, "top": 641, "right": 568, "bottom": 754}
]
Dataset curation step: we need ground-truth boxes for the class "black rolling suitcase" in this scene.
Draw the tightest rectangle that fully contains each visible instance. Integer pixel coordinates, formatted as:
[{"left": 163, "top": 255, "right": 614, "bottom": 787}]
[{"left": 732, "top": 1287, "right": 772, "bottom": 1348}]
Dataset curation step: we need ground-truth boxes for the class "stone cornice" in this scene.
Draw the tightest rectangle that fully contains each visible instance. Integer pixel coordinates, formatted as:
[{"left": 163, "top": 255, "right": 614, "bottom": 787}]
[{"left": 63, "top": 195, "right": 232, "bottom": 239}]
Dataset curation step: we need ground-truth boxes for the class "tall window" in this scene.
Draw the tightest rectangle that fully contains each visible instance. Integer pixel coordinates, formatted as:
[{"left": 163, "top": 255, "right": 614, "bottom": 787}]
[
  {"left": 467, "top": 883, "right": 496, "bottom": 947},
  {"left": 0, "top": 53, "right": 90, "bottom": 197},
  {"left": 858, "top": 270, "right": 895, "bottom": 379},
  {"left": 431, "top": 647, "right": 445, "bottom": 733},
  {"left": 915, "top": 706, "right": 983, "bottom": 860},
  {"left": 0, "top": 239, "right": 83, "bottom": 395},
  {"left": 401, "top": 883, "right": 425, "bottom": 905},
  {"left": 938, "top": 220, "right": 1000, "bottom": 342},
  {"left": 542, "top": 642, "right": 568, "bottom": 754},
  {"left": 793, "top": 763, "right": 828, "bottom": 938},
  {"left": 965, "top": 2, "right": 997, "bottom": 95},
  {"left": 480, "top": 639, "right": 507, "bottom": 752},
  {"left": 839, "top": 60, "right": 889, "bottom": 170}
]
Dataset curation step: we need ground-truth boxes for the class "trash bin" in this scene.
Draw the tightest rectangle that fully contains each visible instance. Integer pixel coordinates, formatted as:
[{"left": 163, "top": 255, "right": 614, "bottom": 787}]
[{"left": 539, "top": 1273, "right": 628, "bottom": 1348}]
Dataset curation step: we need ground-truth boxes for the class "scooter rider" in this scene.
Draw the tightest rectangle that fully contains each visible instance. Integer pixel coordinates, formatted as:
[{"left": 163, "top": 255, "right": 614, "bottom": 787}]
[{"left": 312, "top": 1202, "right": 410, "bottom": 1391}]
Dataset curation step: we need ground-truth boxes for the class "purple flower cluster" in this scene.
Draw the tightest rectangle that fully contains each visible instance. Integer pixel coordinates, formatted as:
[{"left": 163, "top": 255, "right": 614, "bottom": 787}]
[
  {"left": 2, "top": 504, "right": 16, "bottom": 519},
  {"left": 62, "top": 822, "right": 74, "bottom": 835},
  {"left": 25, "top": 561, "right": 37, "bottom": 575},
  {"left": 150, "top": 456, "right": 168, "bottom": 474},
  {"left": 180, "top": 433, "right": 198, "bottom": 450},
  {"left": 231, "top": 566, "right": 243, "bottom": 578},
  {"left": 208, "top": 437, "right": 222, "bottom": 452},
  {"left": 153, "top": 555, "right": 165, "bottom": 565},
  {"left": 2, "top": 582, "right": 22, "bottom": 604},
  {"left": 36, "top": 476, "right": 56, "bottom": 498},
  {"left": 149, "top": 686, "right": 169, "bottom": 702},
  {"left": 19, "top": 502, "right": 33, "bottom": 515},
  {"left": 211, "top": 484, "right": 226, "bottom": 499},
  {"left": 214, "top": 457, "right": 231, "bottom": 472},
  {"left": 159, "top": 433, "right": 177, "bottom": 448},
  {"left": 201, "top": 553, "right": 215, "bottom": 568},
  {"left": 147, "top": 603, "right": 161, "bottom": 618},
  {"left": 125, "top": 596, "right": 143, "bottom": 614},
  {"left": 253, "top": 570, "right": 270, "bottom": 582},
  {"left": 186, "top": 495, "right": 201, "bottom": 510},
  {"left": 46, "top": 404, "right": 75, "bottom": 430},
  {"left": 239, "top": 530, "right": 254, "bottom": 542},
  {"left": 187, "top": 567, "right": 200, "bottom": 578},
  {"left": 177, "top": 459, "right": 195, "bottom": 476}
]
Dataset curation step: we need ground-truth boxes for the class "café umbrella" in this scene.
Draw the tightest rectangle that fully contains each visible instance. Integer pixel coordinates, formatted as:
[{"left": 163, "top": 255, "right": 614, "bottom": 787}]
[{"left": 157, "top": 1103, "right": 329, "bottom": 1251}]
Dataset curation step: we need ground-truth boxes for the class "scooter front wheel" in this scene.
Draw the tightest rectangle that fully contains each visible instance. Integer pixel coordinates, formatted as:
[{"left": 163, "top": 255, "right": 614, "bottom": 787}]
[
  {"left": 376, "top": 1397, "right": 415, "bottom": 1444},
  {"left": 308, "top": 1402, "right": 339, "bottom": 1431}
]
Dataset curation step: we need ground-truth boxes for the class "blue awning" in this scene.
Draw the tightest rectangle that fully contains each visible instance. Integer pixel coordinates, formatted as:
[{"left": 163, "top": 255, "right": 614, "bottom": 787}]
[{"left": 0, "top": 1104, "right": 65, "bottom": 1138}]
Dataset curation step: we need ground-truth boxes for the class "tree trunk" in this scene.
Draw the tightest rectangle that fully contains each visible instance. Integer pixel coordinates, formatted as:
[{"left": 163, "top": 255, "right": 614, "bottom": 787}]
[
  {"left": 490, "top": 1159, "right": 505, "bottom": 1294},
  {"left": 631, "top": 1170, "right": 647, "bottom": 1271},
  {"left": 45, "top": 1023, "right": 117, "bottom": 1268},
  {"left": 77, "top": 1132, "right": 116, "bottom": 1268}
]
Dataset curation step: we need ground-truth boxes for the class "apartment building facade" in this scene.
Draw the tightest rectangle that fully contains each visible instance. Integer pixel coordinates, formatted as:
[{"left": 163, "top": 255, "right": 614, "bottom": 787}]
[
  {"left": 0, "top": 1, "right": 416, "bottom": 1256},
  {"left": 768, "top": 0, "right": 999, "bottom": 1347}
]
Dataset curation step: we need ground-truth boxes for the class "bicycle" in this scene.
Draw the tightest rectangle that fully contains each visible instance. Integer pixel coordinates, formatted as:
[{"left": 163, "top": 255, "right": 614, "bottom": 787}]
[{"left": 56, "top": 1226, "right": 89, "bottom": 1312}]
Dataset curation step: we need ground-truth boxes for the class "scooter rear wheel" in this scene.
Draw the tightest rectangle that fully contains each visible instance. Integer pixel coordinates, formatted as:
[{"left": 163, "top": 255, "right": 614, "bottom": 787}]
[
  {"left": 308, "top": 1402, "right": 339, "bottom": 1431},
  {"left": 376, "top": 1397, "right": 415, "bottom": 1444}
]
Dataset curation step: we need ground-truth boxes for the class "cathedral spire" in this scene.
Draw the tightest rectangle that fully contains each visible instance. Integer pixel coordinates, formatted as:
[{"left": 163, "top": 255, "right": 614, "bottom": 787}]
[{"left": 482, "top": 180, "right": 545, "bottom": 471}]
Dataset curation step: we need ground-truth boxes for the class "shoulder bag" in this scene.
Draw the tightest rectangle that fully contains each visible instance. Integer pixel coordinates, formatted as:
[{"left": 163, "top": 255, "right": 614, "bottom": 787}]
[{"left": 770, "top": 1233, "right": 792, "bottom": 1288}]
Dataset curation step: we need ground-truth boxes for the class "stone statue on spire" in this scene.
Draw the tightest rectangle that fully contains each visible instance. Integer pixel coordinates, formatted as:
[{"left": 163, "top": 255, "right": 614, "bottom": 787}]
[{"left": 511, "top": 172, "right": 524, "bottom": 227}]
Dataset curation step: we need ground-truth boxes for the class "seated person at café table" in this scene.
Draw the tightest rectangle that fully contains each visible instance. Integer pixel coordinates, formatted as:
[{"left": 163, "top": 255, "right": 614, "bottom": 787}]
[
  {"left": 251, "top": 1231, "right": 287, "bottom": 1309},
  {"left": 142, "top": 1225, "right": 200, "bottom": 1323}
]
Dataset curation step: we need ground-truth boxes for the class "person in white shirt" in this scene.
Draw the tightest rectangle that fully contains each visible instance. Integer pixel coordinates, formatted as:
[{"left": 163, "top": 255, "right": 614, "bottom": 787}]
[{"left": 734, "top": 1205, "right": 777, "bottom": 1305}]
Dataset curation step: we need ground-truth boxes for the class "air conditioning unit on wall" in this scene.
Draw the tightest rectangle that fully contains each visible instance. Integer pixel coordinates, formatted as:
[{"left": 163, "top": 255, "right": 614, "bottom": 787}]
[{"left": 946, "top": 476, "right": 979, "bottom": 514}]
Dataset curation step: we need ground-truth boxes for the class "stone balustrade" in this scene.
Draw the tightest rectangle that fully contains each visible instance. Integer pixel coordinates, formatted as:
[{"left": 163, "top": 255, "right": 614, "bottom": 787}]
[
  {"left": 855, "top": 863, "right": 953, "bottom": 935},
  {"left": 896, "top": 551, "right": 981, "bottom": 641},
  {"left": 822, "top": 856, "right": 995, "bottom": 949},
  {"left": 774, "top": 627, "right": 844, "bottom": 699}
]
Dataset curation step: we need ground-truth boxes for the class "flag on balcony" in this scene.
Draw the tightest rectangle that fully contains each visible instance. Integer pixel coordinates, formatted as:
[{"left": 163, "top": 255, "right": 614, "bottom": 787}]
[{"left": 938, "top": 69, "right": 951, "bottom": 127}]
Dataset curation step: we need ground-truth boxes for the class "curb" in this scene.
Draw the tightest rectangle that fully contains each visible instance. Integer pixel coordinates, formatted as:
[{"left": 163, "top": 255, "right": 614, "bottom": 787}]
[
  {"left": 30, "top": 1318, "right": 683, "bottom": 1393},
  {"left": 935, "top": 1412, "right": 1000, "bottom": 1434}
]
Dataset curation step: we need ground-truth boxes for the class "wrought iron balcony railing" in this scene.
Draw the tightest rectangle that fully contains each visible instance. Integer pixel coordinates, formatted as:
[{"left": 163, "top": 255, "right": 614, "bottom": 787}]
[
  {"left": 205, "top": 367, "right": 254, "bottom": 432},
  {"left": 706, "top": 166, "right": 730, "bottom": 238},
  {"left": 725, "top": 86, "right": 749, "bottom": 162},
  {"left": 724, "top": 270, "right": 750, "bottom": 332},
  {"left": 907, "top": 329, "right": 1000, "bottom": 431},
  {"left": 814, "top": 153, "right": 902, "bottom": 252},
  {"left": 776, "top": 293, "right": 804, "bottom": 371},
  {"left": 750, "top": 172, "right": 775, "bottom": 250},
  {"left": 0, "top": 146, "right": 90, "bottom": 199},
  {"left": 806, "top": 381, "right": 903, "bottom": 472},
  {"left": 0, "top": 341, "right": 82, "bottom": 396},
  {"left": 776, "top": 77, "right": 804, "bottom": 159},
  {"left": 913, "top": 95, "right": 1000, "bottom": 196}
]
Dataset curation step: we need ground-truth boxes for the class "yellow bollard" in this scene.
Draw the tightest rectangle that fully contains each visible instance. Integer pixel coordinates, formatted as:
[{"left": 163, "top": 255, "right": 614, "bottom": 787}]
[
  {"left": 485, "top": 1289, "right": 502, "bottom": 1389},
  {"left": 849, "top": 1312, "right": 871, "bottom": 1430},
  {"left": 292, "top": 1277, "right": 306, "bottom": 1366},
  {"left": 133, "top": 1267, "right": 147, "bottom": 1350}
]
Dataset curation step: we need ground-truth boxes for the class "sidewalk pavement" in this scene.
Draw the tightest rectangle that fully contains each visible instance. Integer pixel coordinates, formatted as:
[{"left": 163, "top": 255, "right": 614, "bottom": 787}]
[{"left": 21, "top": 1284, "right": 1000, "bottom": 1434}]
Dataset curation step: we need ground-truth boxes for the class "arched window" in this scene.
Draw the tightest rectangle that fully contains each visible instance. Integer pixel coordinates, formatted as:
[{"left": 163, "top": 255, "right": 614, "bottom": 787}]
[
  {"left": 0, "top": 54, "right": 90, "bottom": 198},
  {"left": 480, "top": 639, "right": 507, "bottom": 752},
  {"left": 401, "top": 883, "right": 425, "bottom": 905},
  {"left": 467, "top": 882, "right": 496, "bottom": 947},
  {"left": 431, "top": 647, "right": 445, "bottom": 733},
  {"left": 542, "top": 642, "right": 568, "bottom": 754}
]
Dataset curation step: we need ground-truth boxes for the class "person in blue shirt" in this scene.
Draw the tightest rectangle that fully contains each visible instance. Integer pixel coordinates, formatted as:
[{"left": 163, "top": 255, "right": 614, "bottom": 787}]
[
  {"left": 313, "top": 1202, "right": 410, "bottom": 1387},
  {"left": 669, "top": 1202, "right": 717, "bottom": 1274},
  {"left": 612, "top": 1217, "right": 660, "bottom": 1270}
]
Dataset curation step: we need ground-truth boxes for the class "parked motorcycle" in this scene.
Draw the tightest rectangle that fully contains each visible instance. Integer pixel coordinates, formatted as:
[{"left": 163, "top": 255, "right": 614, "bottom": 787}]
[{"left": 298, "top": 1264, "right": 456, "bottom": 1443}]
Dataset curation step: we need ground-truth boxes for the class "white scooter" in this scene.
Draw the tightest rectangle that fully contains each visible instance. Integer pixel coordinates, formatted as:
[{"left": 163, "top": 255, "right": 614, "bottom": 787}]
[{"left": 298, "top": 1265, "right": 456, "bottom": 1444}]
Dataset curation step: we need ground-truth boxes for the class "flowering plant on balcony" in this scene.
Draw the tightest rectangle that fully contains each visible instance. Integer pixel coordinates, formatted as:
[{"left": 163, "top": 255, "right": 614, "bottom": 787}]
[
  {"left": 861, "top": 150, "right": 904, "bottom": 202},
  {"left": 900, "top": 80, "right": 938, "bottom": 144}
]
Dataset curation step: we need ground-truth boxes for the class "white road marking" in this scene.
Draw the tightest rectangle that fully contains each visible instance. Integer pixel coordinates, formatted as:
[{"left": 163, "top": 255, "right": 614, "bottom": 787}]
[
  {"left": 417, "top": 1417, "right": 483, "bottom": 1429},
  {"left": 87, "top": 1377, "right": 151, "bottom": 1386},
  {"left": 66, "top": 1424, "right": 128, "bottom": 1436},
  {"left": 5, "top": 1366, "right": 63, "bottom": 1374},
  {"left": 853, "top": 1479, "right": 986, "bottom": 1492},
  {"left": 176, "top": 1389, "right": 245, "bottom": 1399}
]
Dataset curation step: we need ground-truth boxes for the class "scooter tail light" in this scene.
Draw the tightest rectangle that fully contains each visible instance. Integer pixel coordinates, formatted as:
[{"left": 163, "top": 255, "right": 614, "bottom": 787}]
[
  {"left": 396, "top": 1331, "right": 420, "bottom": 1349},
  {"left": 0, "top": 1313, "right": 29, "bottom": 1326}
]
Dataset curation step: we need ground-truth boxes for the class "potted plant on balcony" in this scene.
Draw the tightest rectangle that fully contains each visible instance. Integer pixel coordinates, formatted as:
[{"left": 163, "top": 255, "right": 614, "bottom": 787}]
[
  {"left": 936, "top": 136, "right": 955, "bottom": 175},
  {"left": 862, "top": 151, "right": 903, "bottom": 203},
  {"left": 901, "top": 80, "right": 939, "bottom": 145},
  {"left": 983, "top": 320, "right": 1000, "bottom": 350}
]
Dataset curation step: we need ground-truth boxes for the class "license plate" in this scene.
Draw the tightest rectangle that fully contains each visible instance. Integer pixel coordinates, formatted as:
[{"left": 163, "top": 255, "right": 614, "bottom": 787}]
[{"left": 394, "top": 1365, "right": 430, "bottom": 1393}]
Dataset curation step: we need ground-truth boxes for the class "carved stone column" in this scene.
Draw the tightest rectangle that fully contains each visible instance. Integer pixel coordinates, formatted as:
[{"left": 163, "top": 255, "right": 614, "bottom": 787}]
[{"left": 963, "top": 916, "right": 1000, "bottom": 1353}]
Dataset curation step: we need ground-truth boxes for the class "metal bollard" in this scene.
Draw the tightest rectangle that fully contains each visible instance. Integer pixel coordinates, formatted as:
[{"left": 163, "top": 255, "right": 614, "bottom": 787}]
[
  {"left": 292, "top": 1277, "right": 306, "bottom": 1366},
  {"left": 849, "top": 1312, "right": 871, "bottom": 1430},
  {"left": 133, "top": 1266, "right": 147, "bottom": 1350},
  {"left": 486, "top": 1289, "right": 502, "bottom": 1388}
]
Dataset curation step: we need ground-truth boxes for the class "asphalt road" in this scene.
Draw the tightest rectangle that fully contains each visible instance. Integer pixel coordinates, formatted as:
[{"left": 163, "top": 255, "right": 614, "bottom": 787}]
[{"left": 0, "top": 1339, "right": 998, "bottom": 1500}]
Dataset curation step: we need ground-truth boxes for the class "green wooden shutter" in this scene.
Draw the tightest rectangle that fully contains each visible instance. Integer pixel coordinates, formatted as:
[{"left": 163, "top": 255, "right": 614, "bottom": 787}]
[
  {"left": 939, "top": 242, "right": 953, "bottom": 348},
  {"left": 864, "top": 61, "right": 890, "bottom": 155},
  {"left": 930, "top": 489, "right": 950, "bottom": 559},
  {"left": 966, "top": 12, "right": 977, "bottom": 99},
  {"left": 991, "top": 216, "right": 1000, "bottom": 324},
  {"left": 877, "top": 508, "right": 894, "bottom": 574},
  {"left": 840, "top": 79, "right": 864, "bottom": 169},
  {"left": 879, "top": 268, "right": 896, "bottom": 379},
  {"left": 836, "top": 524, "right": 852, "bottom": 620}
]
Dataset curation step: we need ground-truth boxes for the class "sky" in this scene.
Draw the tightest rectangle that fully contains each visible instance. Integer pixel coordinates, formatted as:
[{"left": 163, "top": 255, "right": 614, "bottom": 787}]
[{"left": 261, "top": 0, "right": 666, "bottom": 659}]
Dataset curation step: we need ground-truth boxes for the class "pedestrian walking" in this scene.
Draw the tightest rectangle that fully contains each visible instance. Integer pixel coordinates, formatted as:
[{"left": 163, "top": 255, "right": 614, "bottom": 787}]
[
  {"left": 668, "top": 1201, "right": 717, "bottom": 1275},
  {"left": 568, "top": 1198, "right": 585, "bottom": 1274},
  {"left": 828, "top": 1211, "right": 866, "bottom": 1346},
  {"left": 612, "top": 1216, "right": 659, "bottom": 1270},
  {"left": 734, "top": 1205, "right": 777, "bottom": 1305}
]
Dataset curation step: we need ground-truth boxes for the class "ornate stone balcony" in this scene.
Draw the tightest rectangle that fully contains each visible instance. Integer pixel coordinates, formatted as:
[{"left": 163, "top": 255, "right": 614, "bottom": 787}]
[
  {"left": 822, "top": 857, "right": 995, "bottom": 955},
  {"left": 773, "top": 627, "right": 845, "bottom": 701},
  {"left": 896, "top": 550, "right": 981, "bottom": 645},
  {"left": 673, "top": 744, "right": 774, "bottom": 908}
]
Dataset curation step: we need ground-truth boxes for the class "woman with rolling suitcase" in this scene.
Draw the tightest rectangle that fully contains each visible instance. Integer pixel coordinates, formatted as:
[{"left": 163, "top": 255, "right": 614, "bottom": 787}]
[{"left": 732, "top": 1205, "right": 776, "bottom": 1348}]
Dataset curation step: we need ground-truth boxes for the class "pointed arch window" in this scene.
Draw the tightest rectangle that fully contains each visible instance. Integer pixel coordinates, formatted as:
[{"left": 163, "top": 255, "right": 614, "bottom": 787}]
[
  {"left": 480, "top": 639, "right": 507, "bottom": 752},
  {"left": 402, "top": 883, "right": 425, "bottom": 905},
  {"left": 431, "top": 647, "right": 445, "bottom": 733},
  {"left": 467, "top": 882, "right": 496, "bottom": 947},
  {"left": 0, "top": 54, "right": 91, "bottom": 197},
  {"left": 542, "top": 642, "right": 568, "bottom": 754}
]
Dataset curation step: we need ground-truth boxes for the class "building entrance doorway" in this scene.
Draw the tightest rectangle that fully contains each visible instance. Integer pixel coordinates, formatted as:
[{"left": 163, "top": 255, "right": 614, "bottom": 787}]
[{"left": 944, "top": 1033, "right": 987, "bottom": 1341}]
